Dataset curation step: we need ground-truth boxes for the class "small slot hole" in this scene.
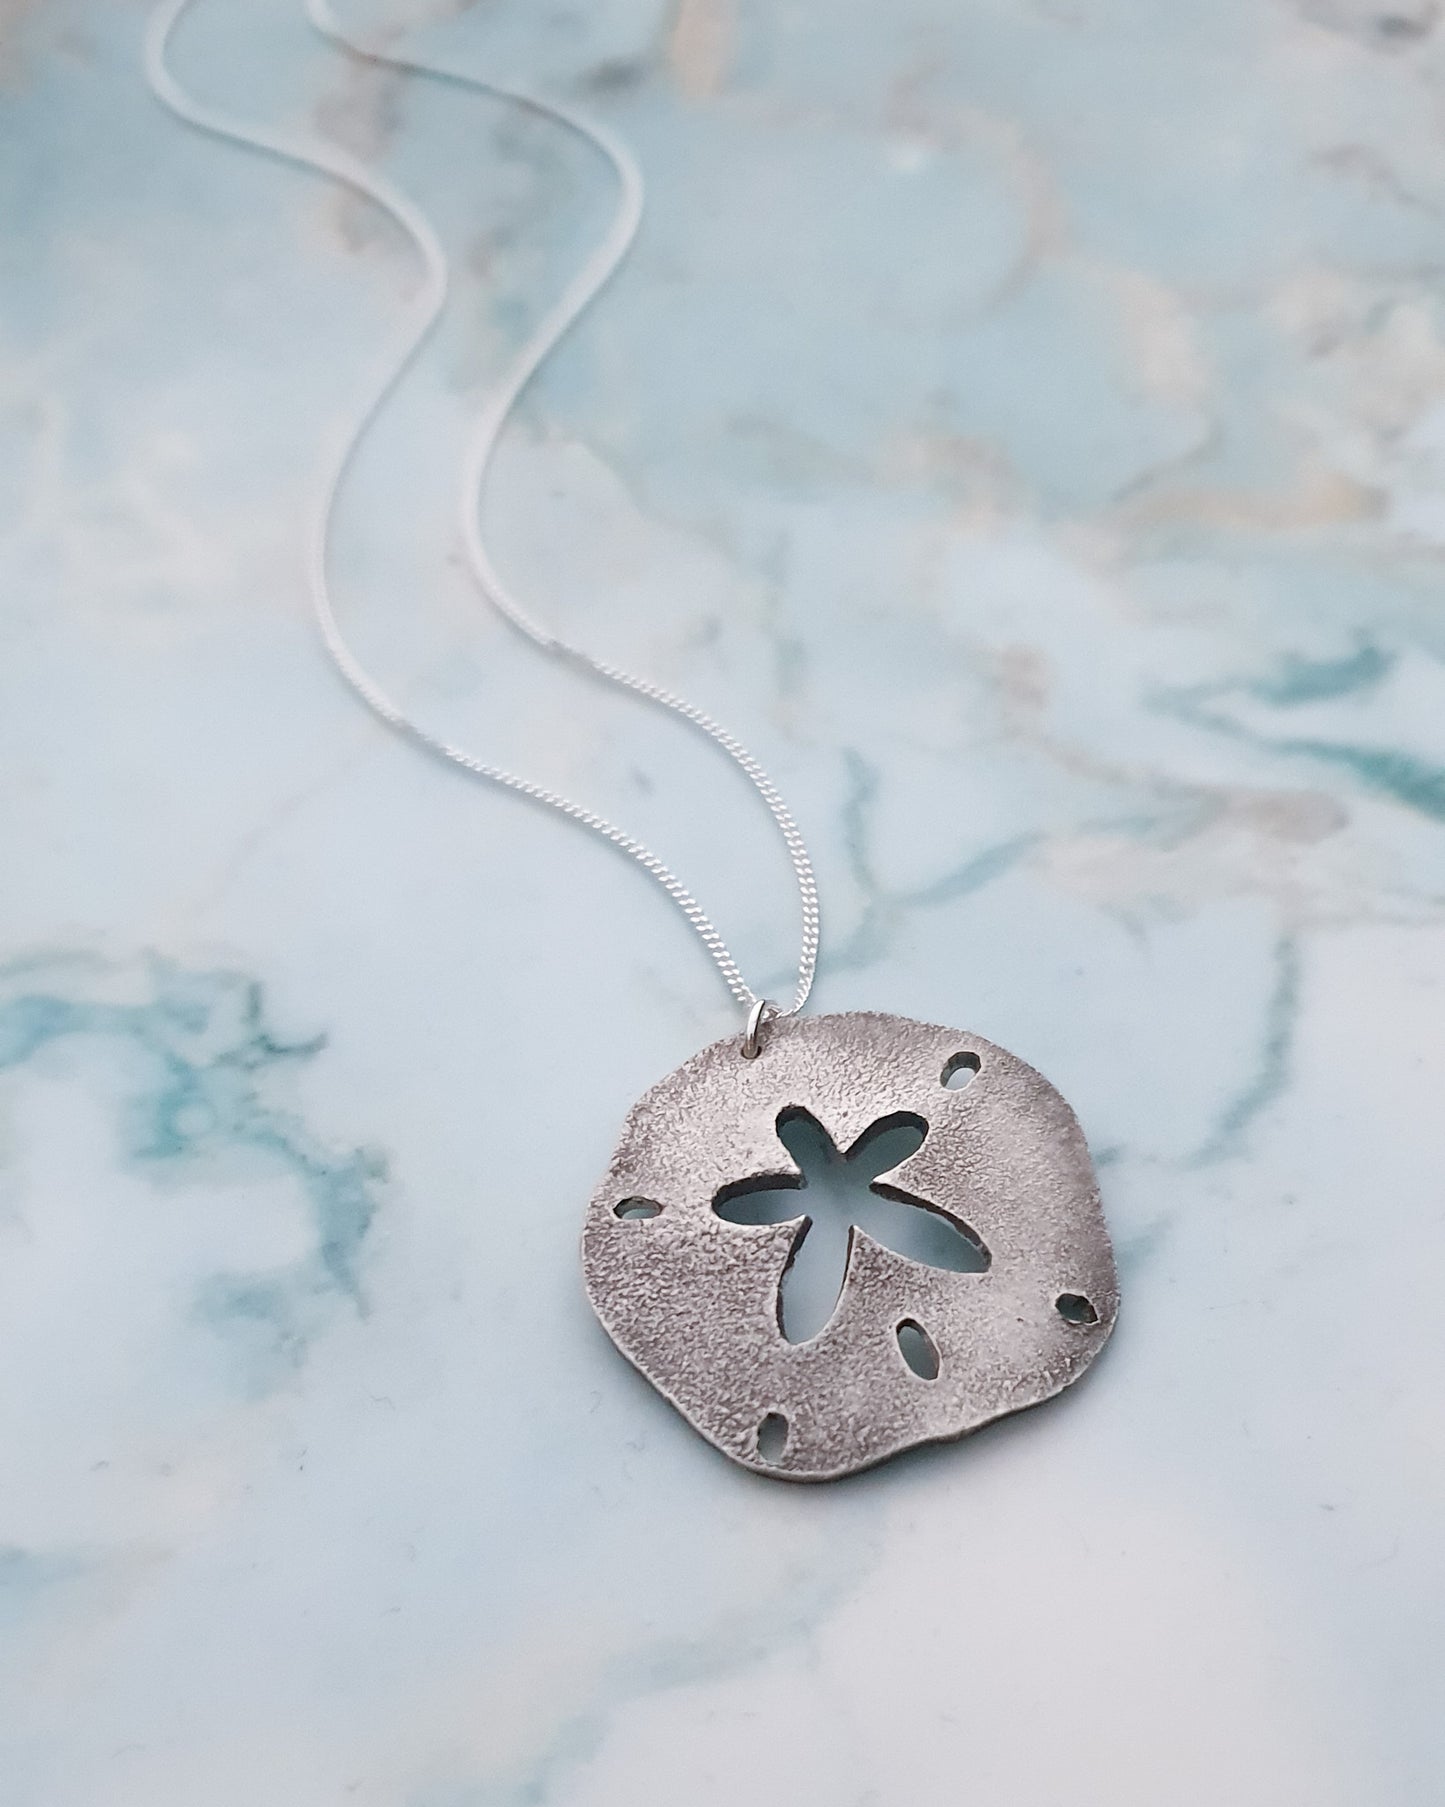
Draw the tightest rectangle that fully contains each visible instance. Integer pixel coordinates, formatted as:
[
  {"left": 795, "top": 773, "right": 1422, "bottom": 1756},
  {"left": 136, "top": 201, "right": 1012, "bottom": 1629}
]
[
  {"left": 941, "top": 1051, "right": 981, "bottom": 1090},
  {"left": 1056, "top": 1292, "right": 1098, "bottom": 1326},
  {"left": 756, "top": 1412, "right": 789, "bottom": 1464},
  {"left": 614, "top": 1198, "right": 662, "bottom": 1221},
  {"left": 896, "top": 1319, "right": 940, "bottom": 1380}
]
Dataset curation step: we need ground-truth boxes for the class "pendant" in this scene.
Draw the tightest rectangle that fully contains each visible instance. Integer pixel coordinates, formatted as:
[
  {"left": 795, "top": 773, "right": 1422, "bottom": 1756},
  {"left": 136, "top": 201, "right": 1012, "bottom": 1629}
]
[{"left": 583, "top": 1011, "right": 1117, "bottom": 1481}]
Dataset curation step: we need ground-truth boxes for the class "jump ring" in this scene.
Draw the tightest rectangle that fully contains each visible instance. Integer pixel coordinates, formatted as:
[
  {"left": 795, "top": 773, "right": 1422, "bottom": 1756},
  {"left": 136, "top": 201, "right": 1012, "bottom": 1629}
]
[{"left": 741, "top": 997, "right": 777, "bottom": 1060}]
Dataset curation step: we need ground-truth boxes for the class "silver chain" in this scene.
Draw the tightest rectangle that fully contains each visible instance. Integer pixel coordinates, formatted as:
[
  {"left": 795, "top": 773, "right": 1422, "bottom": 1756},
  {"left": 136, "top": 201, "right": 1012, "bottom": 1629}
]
[{"left": 145, "top": 0, "right": 820, "bottom": 1019}]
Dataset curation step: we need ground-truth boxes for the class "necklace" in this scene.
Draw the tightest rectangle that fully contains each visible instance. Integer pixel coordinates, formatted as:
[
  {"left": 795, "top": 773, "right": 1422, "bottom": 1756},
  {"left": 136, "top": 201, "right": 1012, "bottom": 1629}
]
[{"left": 147, "top": 0, "right": 1118, "bottom": 1480}]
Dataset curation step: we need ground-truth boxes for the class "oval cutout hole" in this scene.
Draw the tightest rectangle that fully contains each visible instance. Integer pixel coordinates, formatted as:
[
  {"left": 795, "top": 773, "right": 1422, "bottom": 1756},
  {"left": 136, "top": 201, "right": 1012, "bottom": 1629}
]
[
  {"left": 756, "top": 1412, "right": 789, "bottom": 1464},
  {"left": 614, "top": 1197, "right": 662, "bottom": 1221},
  {"left": 1056, "top": 1292, "right": 1098, "bottom": 1326},
  {"left": 896, "top": 1319, "right": 940, "bottom": 1380},
  {"left": 941, "top": 1051, "right": 981, "bottom": 1090}
]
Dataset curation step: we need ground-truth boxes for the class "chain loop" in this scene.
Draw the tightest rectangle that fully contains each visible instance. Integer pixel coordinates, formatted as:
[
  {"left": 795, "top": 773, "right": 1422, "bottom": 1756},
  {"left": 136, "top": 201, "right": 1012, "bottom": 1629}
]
[{"left": 144, "top": 0, "right": 820, "bottom": 1020}]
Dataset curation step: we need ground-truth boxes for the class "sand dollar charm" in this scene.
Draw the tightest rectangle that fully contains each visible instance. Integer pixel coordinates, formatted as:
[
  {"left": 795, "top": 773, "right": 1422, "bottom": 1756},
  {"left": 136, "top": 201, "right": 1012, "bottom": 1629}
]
[{"left": 583, "top": 1011, "right": 1118, "bottom": 1480}]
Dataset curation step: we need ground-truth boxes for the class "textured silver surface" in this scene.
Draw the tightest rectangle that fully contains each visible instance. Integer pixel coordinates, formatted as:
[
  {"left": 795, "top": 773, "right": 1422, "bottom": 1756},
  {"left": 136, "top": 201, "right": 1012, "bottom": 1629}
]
[{"left": 583, "top": 1012, "right": 1118, "bottom": 1481}]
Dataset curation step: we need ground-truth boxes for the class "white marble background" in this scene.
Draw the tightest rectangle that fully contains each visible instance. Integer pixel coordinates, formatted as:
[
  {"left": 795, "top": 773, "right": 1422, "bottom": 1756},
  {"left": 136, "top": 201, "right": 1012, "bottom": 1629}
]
[{"left": 2, "top": 0, "right": 1444, "bottom": 1801}]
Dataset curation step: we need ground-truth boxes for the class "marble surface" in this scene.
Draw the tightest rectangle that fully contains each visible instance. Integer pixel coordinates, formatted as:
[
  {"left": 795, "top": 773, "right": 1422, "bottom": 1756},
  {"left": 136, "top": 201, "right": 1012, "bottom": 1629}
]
[{"left": 3, "top": 0, "right": 1444, "bottom": 1801}]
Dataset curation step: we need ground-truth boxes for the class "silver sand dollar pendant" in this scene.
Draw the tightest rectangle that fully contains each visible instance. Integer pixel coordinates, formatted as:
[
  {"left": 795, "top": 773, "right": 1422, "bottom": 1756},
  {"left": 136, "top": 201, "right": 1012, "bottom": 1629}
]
[{"left": 583, "top": 1011, "right": 1118, "bottom": 1481}]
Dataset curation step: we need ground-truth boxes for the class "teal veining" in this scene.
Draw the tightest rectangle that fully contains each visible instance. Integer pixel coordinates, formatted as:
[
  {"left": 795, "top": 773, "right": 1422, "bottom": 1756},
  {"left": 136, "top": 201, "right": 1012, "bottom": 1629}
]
[
  {"left": 1153, "top": 646, "right": 1445, "bottom": 822},
  {"left": 1191, "top": 933, "right": 1301, "bottom": 1166},
  {"left": 0, "top": 957, "right": 384, "bottom": 1302},
  {"left": 1267, "top": 740, "right": 1445, "bottom": 822},
  {"left": 1244, "top": 643, "right": 1395, "bottom": 708},
  {"left": 828, "top": 746, "right": 1040, "bottom": 975}
]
